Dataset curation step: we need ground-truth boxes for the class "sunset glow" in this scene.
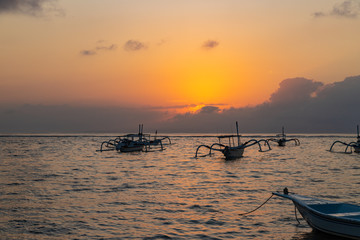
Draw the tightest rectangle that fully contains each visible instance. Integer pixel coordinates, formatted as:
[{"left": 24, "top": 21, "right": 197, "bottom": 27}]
[{"left": 1, "top": 0, "right": 360, "bottom": 133}]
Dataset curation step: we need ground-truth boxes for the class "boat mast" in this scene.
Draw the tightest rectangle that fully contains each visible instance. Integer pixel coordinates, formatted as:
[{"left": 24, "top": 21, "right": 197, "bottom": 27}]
[
  {"left": 282, "top": 126, "right": 285, "bottom": 138},
  {"left": 139, "top": 124, "right": 144, "bottom": 140},
  {"left": 236, "top": 121, "right": 240, "bottom": 146}
]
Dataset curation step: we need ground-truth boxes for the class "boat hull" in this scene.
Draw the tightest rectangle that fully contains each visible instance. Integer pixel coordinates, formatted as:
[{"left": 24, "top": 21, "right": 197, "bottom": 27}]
[
  {"left": 274, "top": 192, "right": 360, "bottom": 240},
  {"left": 118, "top": 145, "right": 144, "bottom": 152},
  {"left": 354, "top": 146, "right": 360, "bottom": 153},
  {"left": 278, "top": 139, "right": 286, "bottom": 146},
  {"left": 116, "top": 141, "right": 145, "bottom": 152},
  {"left": 222, "top": 147, "right": 244, "bottom": 160},
  {"left": 295, "top": 202, "right": 360, "bottom": 239}
]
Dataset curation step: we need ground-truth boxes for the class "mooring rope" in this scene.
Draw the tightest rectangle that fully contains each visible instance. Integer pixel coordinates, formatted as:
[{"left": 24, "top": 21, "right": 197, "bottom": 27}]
[{"left": 238, "top": 193, "right": 274, "bottom": 216}]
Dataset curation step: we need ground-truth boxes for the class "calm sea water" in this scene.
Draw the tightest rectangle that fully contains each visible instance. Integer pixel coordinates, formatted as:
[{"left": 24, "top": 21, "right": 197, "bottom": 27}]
[{"left": 0, "top": 134, "right": 359, "bottom": 240}]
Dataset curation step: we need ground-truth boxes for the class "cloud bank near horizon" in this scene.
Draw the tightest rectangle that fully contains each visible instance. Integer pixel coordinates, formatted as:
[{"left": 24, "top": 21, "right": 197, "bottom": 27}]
[
  {"left": 164, "top": 76, "right": 360, "bottom": 133},
  {"left": 0, "top": 75, "right": 359, "bottom": 134}
]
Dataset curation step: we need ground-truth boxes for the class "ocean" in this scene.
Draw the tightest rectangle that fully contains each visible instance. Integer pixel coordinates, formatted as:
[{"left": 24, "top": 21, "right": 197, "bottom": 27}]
[{"left": 0, "top": 134, "right": 359, "bottom": 239}]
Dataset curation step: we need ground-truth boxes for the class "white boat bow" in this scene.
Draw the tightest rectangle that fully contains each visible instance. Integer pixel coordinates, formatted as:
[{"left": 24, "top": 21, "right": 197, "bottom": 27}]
[{"left": 273, "top": 190, "right": 360, "bottom": 239}]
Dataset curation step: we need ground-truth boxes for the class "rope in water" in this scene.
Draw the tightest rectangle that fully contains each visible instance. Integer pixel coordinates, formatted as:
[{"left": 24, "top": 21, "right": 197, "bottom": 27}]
[{"left": 238, "top": 193, "right": 274, "bottom": 216}]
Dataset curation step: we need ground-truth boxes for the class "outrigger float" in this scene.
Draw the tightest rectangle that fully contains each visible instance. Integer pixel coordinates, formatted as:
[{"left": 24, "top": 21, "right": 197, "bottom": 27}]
[
  {"left": 268, "top": 126, "right": 300, "bottom": 147},
  {"left": 274, "top": 188, "right": 360, "bottom": 239},
  {"left": 329, "top": 125, "right": 360, "bottom": 154},
  {"left": 97, "top": 124, "right": 171, "bottom": 153},
  {"left": 194, "top": 122, "right": 271, "bottom": 160}
]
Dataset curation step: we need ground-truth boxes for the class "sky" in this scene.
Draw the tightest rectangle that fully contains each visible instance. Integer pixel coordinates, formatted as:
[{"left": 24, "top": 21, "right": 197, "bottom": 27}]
[{"left": 1, "top": 0, "right": 360, "bottom": 133}]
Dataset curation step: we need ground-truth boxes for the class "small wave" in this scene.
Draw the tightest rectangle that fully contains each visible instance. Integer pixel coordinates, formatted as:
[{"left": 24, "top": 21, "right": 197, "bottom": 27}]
[
  {"left": 33, "top": 178, "right": 45, "bottom": 182},
  {"left": 143, "top": 234, "right": 173, "bottom": 239},
  {"left": 104, "top": 183, "right": 135, "bottom": 192},
  {"left": 194, "top": 234, "right": 222, "bottom": 240},
  {"left": 205, "top": 219, "right": 225, "bottom": 226},
  {"left": 6, "top": 182, "right": 25, "bottom": 186},
  {"left": 309, "top": 178, "right": 325, "bottom": 183},
  {"left": 107, "top": 176, "right": 118, "bottom": 181},
  {"left": 188, "top": 204, "right": 221, "bottom": 214},
  {"left": 67, "top": 188, "right": 92, "bottom": 192},
  {"left": 107, "top": 201, "right": 130, "bottom": 206}
]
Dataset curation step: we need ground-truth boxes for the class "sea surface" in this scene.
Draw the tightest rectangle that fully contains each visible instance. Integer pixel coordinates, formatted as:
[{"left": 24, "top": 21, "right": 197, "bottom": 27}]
[{"left": 0, "top": 134, "right": 359, "bottom": 240}]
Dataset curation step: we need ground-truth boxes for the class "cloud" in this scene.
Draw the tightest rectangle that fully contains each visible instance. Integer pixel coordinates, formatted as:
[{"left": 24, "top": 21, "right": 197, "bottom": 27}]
[
  {"left": 124, "top": 40, "right": 147, "bottom": 51},
  {"left": 80, "top": 42, "right": 117, "bottom": 56},
  {"left": 198, "top": 106, "right": 220, "bottom": 114},
  {"left": 80, "top": 50, "right": 96, "bottom": 56},
  {"left": 313, "top": 0, "right": 360, "bottom": 18},
  {"left": 313, "top": 12, "right": 326, "bottom": 18},
  {"left": 161, "top": 76, "right": 360, "bottom": 133},
  {"left": 331, "top": 0, "right": 360, "bottom": 17},
  {"left": 268, "top": 78, "right": 323, "bottom": 104},
  {"left": 96, "top": 44, "right": 117, "bottom": 51},
  {"left": 202, "top": 40, "right": 219, "bottom": 50},
  {"left": 0, "top": 0, "right": 63, "bottom": 16}
]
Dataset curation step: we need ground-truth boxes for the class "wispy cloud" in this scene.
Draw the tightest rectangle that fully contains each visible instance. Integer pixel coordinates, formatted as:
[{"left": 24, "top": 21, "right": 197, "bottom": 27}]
[
  {"left": 123, "top": 40, "right": 147, "bottom": 51},
  {"left": 202, "top": 40, "right": 219, "bottom": 50},
  {"left": 96, "top": 44, "right": 117, "bottom": 51},
  {"left": 79, "top": 50, "right": 96, "bottom": 56},
  {"left": 313, "top": 0, "right": 360, "bottom": 18},
  {"left": 80, "top": 42, "right": 117, "bottom": 56},
  {"left": 0, "top": 0, "right": 63, "bottom": 17}
]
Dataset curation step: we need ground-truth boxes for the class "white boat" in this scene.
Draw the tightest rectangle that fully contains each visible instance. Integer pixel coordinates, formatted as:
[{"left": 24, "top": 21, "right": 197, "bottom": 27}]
[
  {"left": 273, "top": 190, "right": 360, "bottom": 239},
  {"left": 194, "top": 122, "right": 271, "bottom": 160}
]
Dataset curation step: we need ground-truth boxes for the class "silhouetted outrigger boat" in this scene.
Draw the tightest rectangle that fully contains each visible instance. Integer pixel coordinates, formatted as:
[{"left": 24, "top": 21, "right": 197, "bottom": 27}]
[
  {"left": 329, "top": 125, "right": 360, "bottom": 154},
  {"left": 194, "top": 122, "right": 271, "bottom": 160},
  {"left": 268, "top": 126, "right": 300, "bottom": 147},
  {"left": 274, "top": 189, "right": 360, "bottom": 239},
  {"left": 97, "top": 125, "right": 171, "bottom": 153}
]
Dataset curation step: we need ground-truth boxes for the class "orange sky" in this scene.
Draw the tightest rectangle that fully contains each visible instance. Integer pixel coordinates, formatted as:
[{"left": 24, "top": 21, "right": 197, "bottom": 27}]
[{"left": 1, "top": 0, "right": 360, "bottom": 113}]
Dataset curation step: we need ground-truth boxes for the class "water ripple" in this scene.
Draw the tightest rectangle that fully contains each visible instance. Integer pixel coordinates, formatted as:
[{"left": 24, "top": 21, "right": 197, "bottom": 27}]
[{"left": 0, "top": 135, "right": 359, "bottom": 239}]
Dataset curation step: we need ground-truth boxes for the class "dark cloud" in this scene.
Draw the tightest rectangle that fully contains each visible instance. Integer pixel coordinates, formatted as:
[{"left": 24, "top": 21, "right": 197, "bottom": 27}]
[
  {"left": 269, "top": 78, "right": 323, "bottom": 104},
  {"left": 124, "top": 40, "right": 147, "bottom": 51},
  {"left": 313, "top": 0, "right": 360, "bottom": 18},
  {"left": 198, "top": 106, "right": 220, "bottom": 114},
  {"left": 0, "top": 0, "right": 63, "bottom": 16},
  {"left": 202, "top": 40, "right": 219, "bottom": 50},
  {"left": 161, "top": 76, "right": 360, "bottom": 133}
]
